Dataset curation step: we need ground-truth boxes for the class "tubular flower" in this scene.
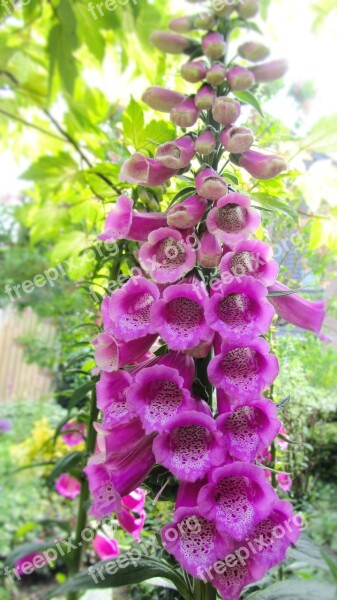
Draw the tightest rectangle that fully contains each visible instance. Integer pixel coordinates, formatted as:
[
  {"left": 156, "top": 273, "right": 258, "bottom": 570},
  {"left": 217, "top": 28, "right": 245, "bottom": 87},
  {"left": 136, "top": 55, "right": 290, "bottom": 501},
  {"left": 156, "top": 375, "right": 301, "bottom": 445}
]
[
  {"left": 195, "top": 127, "right": 217, "bottom": 155},
  {"left": 93, "top": 534, "right": 120, "bottom": 560},
  {"left": 170, "top": 96, "right": 201, "bottom": 128},
  {"left": 98, "top": 195, "right": 167, "bottom": 243},
  {"left": 206, "top": 62, "right": 227, "bottom": 85},
  {"left": 155, "top": 135, "right": 196, "bottom": 169},
  {"left": 96, "top": 370, "right": 133, "bottom": 427},
  {"left": 142, "top": 87, "right": 185, "bottom": 112},
  {"left": 217, "top": 398, "right": 281, "bottom": 462},
  {"left": 195, "top": 166, "right": 228, "bottom": 201},
  {"left": 127, "top": 365, "right": 196, "bottom": 434},
  {"left": 197, "top": 231, "right": 223, "bottom": 269},
  {"left": 198, "top": 462, "right": 277, "bottom": 539},
  {"left": 268, "top": 281, "right": 326, "bottom": 335},
  {"left": 195, "top": 84, "right": 217, "bottom": 110},
  {"left": 150, "top": 282, "right": 212, "bottom": 351},
  {"left": 167, "top": 194, "right": 208, "bottom": 229},
  {"left": 181, "top": 60, "right": 208, "bottom": 83},
  {"left": 119, "top": 153, "right": 178, "bottom": 186},
  {"left": 92, "top": 332, "right": 157, "bottom": 373},
  {"left": 237, "top": 0, "right": 260, "bottom": 19},
  {"left": 108, "top": 277, "right": 160, "bottom": 342},
  {"left": 55, "top": 473, "right": 81, "bottom": 500},
  {"left": 204, "top": 277, "right": 275, "bottom": 342},
  {"left": 238, "top": 41, "right": 270, "bottom": 62},
  {"left": 233, "top": 149, "right": 288, "bottom": 180},
  {"left": 150, "top": 31, "right": 192, "bottom": 54},
  {"left": 161, "top": 507, "right": 231, "bottom": 578},
  {"left": 138, "top": 227, "right": 196, "bottom": 284},
  {"left": 61, "top": 421, "right": 86, "bottom": 446},
  {"left": 153, "top": 411, "right": 225, "bottom": 482},
  {"left": 220, "top": 240, "right": 279, "bottom": 286},
  {"left": 212, "top": 96, "right": 241, "bottom": 125},
  {"left": 227, "top": 66, "right": 255, "bottom": 91},
  {"left": 208, "top": 338, "right": 279, "bottom": 400},
  {"left": 220, "top": 125, "right": 254, "bottom": 153},
  {"left": 249, "top": 59, "right": 289, "bottom": 82},
  {"left": 206, "top": 192, "right": 261, "bottom": 244},
  {"left": 202, "top": 31, "right": 227, "bottom": 59}
]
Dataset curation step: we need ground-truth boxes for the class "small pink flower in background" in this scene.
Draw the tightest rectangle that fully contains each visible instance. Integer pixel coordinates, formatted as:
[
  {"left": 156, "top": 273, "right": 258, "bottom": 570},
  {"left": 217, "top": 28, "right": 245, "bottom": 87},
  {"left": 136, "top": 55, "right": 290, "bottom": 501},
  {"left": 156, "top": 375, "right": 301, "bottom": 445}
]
[
  {"left": 277, "top": 473, "right": 293, "bottom": 492},
  {"left": 15, "top": 545, "right": 46, "bottom": 576},
  {"left": 0, "top": 419, "right": 12, "bottom": 433},
  {"left": 55, "top": 473, "right": 81, "bottom": 500},
  {"left": 278, "top": 424, "right": 289, "bottom": 450},
  {"left": 61, "top": 421, "right": 86, "bottom": 446},
  {"left": 93, "top": 533, "right": 120, "bottom": 560},
  {"left": 117, "top": 509, "right": 147, "bottom": 543}
]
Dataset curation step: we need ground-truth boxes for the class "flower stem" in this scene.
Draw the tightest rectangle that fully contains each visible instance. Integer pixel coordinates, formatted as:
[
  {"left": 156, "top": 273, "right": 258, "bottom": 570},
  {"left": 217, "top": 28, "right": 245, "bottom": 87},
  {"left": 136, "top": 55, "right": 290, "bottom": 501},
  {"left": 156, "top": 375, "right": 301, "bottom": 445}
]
[
  {"left": 194, "top": 579, "right": 217, "bottom": 600},
  {"left": 67, "top": 383, "right": 98, "bottom": 600}
]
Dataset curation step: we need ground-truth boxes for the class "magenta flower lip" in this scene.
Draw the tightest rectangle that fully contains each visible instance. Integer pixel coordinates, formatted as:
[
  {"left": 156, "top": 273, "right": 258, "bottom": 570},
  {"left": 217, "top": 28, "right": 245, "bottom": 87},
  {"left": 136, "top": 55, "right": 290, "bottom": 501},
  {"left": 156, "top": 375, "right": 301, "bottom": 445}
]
[
  {"left": 153, "top": 411, "right": 225, "bottom": 482},
  {"left": 268, "top": 280, "right": 326, "bottom": 335},
  {"left": 161, "top": 506, "right": 232, "bottom": 578},
  {"left": 219, "top": 239, "right": 279, "bottom": 286},
  {"left": 109, "top": 276, "right": 160, "bottom": 342},
  {"left": 127, "top": 364, "right": 196, "bottom": 434},
  {"left": 98, "top": 195, "right": 167, "bottom": 243},
  {"left": 206, "top": 192, "right": 261, "bottom": 245},
  {"left": 97, "top": 370, "right": 133, "bottom": 427},
  {"left": 217, "top": 397, "right": 281, "bottom": 462},
  {"left": 205, "top": 276, "right": 275, "bottom": 342},
  {"left": 208, "top": 337, "right": 279, "bottom": 400},
  {"left": 150, "top": 282, "right": 212, "bottom": 351},
  {"left": 138, "top": 227, "right": 196, "bottom": 284},
  {"left": 155, "top": 135, "right": 196, "bottom": 170},
  {"left": 198, "top": 462, "right": 278, "bottom": 540}
]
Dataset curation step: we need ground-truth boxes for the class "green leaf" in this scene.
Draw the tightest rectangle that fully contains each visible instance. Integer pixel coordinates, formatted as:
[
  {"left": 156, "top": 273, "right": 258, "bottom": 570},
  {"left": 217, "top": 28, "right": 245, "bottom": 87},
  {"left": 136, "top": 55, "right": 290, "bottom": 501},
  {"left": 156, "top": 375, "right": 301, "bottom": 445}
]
[
  {"left": 252, "top": 192, "right": 298, "bottom": 218},
  {"left": 68, "top": 381, "right": 94, "bottom": 411},
  {"left": 222, "top": 171, "right": 239, "bottom": 185},
  {"left": 47, "top": 451, "right": 83, "bottom": 485},
  {"left": 168, "top": 186, "right": 196, "bottom": 207},
  {"left": 43, "top": 557, "right": 193, "bottom": 600},
  {"left": 20, "top": 153, "right": 78, "bottom": 190},
  {"left": 276, "top": 396, "right": 291, "bottom": 410},
  {"left": 76, "top": 4, "right": 105, "bottom": 62},
  {"left": 321, "top": 550, "right": 337, "bottom": 583},
  {"left": 246, "top": 580, "right": 336, "bottom": 600},
  {"left": 287, "top": 536, "right": 330, "bottom": 571},
  {"left": 123, "top": 97, "right": 145, "bottom": 150},
  {"left": 48, "top": 0, "right": 79, "bottom": 95},
  {"left": 141, "top": 119, "right": 176, "bottom": 151},
  {"left": 233, "top": 90, "right": 264, "bottom": 117}
]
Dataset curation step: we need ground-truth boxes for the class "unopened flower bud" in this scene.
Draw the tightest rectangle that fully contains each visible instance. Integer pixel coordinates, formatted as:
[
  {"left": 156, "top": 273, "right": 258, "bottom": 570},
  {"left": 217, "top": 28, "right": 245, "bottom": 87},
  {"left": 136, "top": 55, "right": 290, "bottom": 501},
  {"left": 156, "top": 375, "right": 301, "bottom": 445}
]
[
  {"left": 227, "top": 66, "right": 255, "bottom": 91},
  {"left": 142, "top": 87, "right": 185, "bottom": 112},
  {"left": 212, "top": 1, "right": 235, "bottom": 17},
  {"left": 181, "top": 60, "right": 208, "bottom": 83},
  {"left": 150, "top": 31, "right": 192, "bottom": 54},
  {"left": 195, "top": 84, "right": 217, "bottom": 110},
  {"left": 249, "top": 59, "right": 288, "bottom": 83},
  {"left": 197, "top": 230, "right": 223, "bottom": 268},
  {"left": 202, "top": 32, "right": 227, "bottom": 59},
  {"left": 212, "top": 96, "right": 241, "bottom": 125},
  {"left": 171, "top": 96, "right": 201, "bottom": 128},
  {"left": 220, "top": 125, "right": 254, "bottom": 153},
  {"left": 238, "top": 41, "right": 270, "bottom": 62},
  {"left": 206, "top": 62, "right": 227, "bottom": 86},
  {"left": 195, "top": 166, "right": 228, "bottom": 201},
  {"left": 232, "top": 149, "right": 287, "bottom": 180},
  {"left": 194, "top": 11, "right": 217, "bottom": 30},
  {"left": 169, "top": 16, "right": 194, "bottom": 33},
  {"left": 195, "top": 127, "right": 217, "bottom": 155},
  {"left": 237, "top": 0, "right": 259, "bottom": 19},
  {"left": 156, "top": 135, "right": 196, "bottom": 169},
  {"left": 167, "top": 194, "right": 208, "bottom": 229}
]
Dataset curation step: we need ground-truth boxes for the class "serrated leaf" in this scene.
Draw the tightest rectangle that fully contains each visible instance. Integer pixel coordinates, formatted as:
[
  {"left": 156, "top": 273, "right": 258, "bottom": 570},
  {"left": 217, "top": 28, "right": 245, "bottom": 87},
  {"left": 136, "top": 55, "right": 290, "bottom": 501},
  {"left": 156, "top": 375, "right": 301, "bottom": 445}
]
[
  {"left": 246, "top": 579, "right": 335, "bottom": 600},
  {"left": 233, "top": 90, "right": 264, "bottom": 117},
  {"left": 287, "top": 536, "right": 329, "bottom": 571},
  {"left": 47, "top": 452, "right": 83, "bottom": 485},
  {"left": 141, "top": 119, "right": 176, "bottom": 151},
  {"left": 123, "top": 97, "right": 145, "bottom": 150},
  {"left": 43, "top": 557, "right": 193, "bottom": 599}
]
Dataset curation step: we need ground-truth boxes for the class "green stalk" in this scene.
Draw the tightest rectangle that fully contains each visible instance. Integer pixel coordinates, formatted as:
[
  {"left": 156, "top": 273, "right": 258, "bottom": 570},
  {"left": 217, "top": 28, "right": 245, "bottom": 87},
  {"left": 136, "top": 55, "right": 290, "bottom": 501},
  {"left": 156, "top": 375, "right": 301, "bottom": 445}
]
[
  {"left": 194, "top": 579, "right": 217, "bottom": 600},
  {"left": 67, "top": 384, "right": 98, "bottom": 600}
]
